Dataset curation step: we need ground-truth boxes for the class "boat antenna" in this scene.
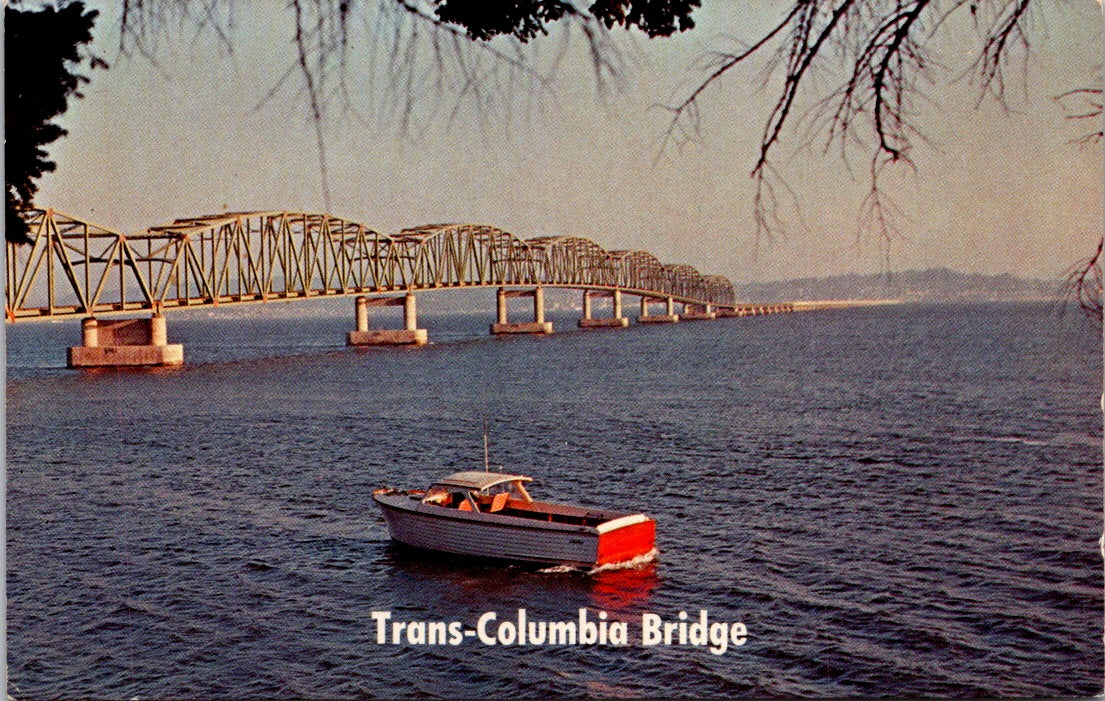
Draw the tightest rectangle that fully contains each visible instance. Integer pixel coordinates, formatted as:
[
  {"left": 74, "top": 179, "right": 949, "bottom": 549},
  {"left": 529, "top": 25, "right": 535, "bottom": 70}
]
[{"left": 483, "top": 418, "right": 491, "bottom": 472}]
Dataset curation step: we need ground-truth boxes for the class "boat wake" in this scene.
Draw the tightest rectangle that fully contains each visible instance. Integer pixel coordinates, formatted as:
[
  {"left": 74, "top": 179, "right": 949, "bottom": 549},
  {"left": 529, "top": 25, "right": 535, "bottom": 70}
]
[
  {"left": 537, "top": 564, "right": 583, "bottom": 574},
  {"left": 589, "top": 548, "right": 659, "bottom": 574},
  {"left": 537, "top": 549, "right": 660, "bottom": 575},
  {"left": 957, "top": 432, "right": 1099, "bottom": 448}
]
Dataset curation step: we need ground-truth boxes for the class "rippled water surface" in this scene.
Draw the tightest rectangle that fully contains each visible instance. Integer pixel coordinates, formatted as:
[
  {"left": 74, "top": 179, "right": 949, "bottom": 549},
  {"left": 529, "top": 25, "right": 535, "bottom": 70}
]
[{"left": 6, "top": 301, "right": 1103, "bottom": 698}]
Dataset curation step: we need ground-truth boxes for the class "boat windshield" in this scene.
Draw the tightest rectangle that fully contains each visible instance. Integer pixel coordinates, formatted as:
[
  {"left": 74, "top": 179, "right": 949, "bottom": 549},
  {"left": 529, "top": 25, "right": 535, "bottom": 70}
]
[
  {"left": 481, "top": 480, "right": 532, "bottom": 501},
  {"left": 421, "top": 478, "right": 533, "bottom": 509},
  {"left": 422, "top": 485, "right": 462, "bottom": 506}
]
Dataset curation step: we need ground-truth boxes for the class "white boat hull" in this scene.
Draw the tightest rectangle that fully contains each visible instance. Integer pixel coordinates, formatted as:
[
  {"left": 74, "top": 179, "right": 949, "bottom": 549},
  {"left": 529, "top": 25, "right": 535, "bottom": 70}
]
[{"left": 373, "top": 492, "right": 654, "bottom": 567}]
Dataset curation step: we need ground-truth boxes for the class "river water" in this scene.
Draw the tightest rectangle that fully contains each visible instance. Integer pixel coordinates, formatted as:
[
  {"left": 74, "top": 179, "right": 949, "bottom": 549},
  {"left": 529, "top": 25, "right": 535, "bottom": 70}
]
[{"left": 6, "top": 300, "right": 1103, "bottom": 697}]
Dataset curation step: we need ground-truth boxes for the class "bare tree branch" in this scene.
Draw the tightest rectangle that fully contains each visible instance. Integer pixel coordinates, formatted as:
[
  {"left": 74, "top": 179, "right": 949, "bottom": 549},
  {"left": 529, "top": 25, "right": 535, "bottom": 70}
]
[
  {"left": 1056, "top": 86, "right": 1104, "bottom": 146},
  {"left": 661, "top": 0, "right": 1059, "bottom": 247},
  {"left": 975, "top": 0, "right": 1031, "bottom": 101},
  {"left": 114, "top": 1, "right": 630, "bottom": 205},
  {"left": 291, "top": 0, "right": 333, "bottom": 210},
  {"left": 658, "top": 2, "right": 804, "bottom": 151},
  {"left": 1064, "top": 236, "right": 1103, "bottom": 323}
]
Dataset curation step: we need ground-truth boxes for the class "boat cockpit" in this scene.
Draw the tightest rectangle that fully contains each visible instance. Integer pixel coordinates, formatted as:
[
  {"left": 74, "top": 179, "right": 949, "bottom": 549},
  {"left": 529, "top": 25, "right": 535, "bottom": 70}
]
[
  {"left": 417, "top": 471, "right": 614, "bottom": 527},
  {"left": 421, "top": 471, "right": 534, "bottom": 514}
]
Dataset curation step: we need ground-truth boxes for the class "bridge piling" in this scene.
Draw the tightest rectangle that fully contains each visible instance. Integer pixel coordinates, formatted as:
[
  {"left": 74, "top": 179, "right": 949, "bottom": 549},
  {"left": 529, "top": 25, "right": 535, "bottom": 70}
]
[
  {"left": 490, "top": 287, "right": 554, "bottom": 335},
  {"left": 356, "top": 295, "right": 369, "bottom": 332},
  {"left": 82, "top": 317, "right": 99, "bottom": 347},
  {"left": 534, "top": 286, "right": 546, "bottom": 326},
  {"left": 346, "top": 294, "right": 428, "bottom": 346},
  {"left": 404, "top": 293, "right": 419, "bottom": 332},
  {"left": 496, "top": 288, "right": 509, "bottom": 326},
  {"left": 579, "top": 289, "right": 629, "bottom": 328},
  {"left": 67, "top": 314, "right": 184, "bottom": 368},
  {"left": 681, "top": 301, "right": 717, "bottom": 321},
  {"left": 150, "top": 314, "right": 169, "bottom": 345},
  {"left": 637, "top": 296, "right": 679, "bottom": 324}
]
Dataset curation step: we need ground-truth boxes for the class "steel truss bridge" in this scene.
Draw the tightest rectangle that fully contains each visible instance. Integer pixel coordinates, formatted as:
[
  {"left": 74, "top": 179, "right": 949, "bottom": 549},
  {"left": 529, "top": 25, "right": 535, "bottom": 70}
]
[{"left": 6, "top": 209, "right": 741, "bottom": 321}]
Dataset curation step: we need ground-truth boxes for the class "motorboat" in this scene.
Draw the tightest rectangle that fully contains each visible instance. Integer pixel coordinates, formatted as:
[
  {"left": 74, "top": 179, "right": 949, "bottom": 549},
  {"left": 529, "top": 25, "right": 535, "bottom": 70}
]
[{"left": 372, "top": 471, "right": 656, "bottom": 567}]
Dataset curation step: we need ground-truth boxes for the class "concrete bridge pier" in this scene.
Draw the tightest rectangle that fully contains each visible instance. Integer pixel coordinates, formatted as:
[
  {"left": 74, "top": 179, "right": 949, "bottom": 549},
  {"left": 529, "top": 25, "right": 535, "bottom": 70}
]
[
  {"left": 490, "top": 287, "right": 554, "bottom": 335},
  {"left": 578, "top": 289, "right": 629, "bottom": 328},
  {"left": 347, "top": 294, "right": 428, "bottom": 346},
  {"left": 637, "top": 296, "right": 679, "bottom": 324},
  {"left": 67, "top": 314, "right": 184, "bottom": 368},
  {"left": 714, "top": 306, "right": 741, "bottom": 318},
  {"left": 681, "top": 302, "right": 717, "bottom": 321}
]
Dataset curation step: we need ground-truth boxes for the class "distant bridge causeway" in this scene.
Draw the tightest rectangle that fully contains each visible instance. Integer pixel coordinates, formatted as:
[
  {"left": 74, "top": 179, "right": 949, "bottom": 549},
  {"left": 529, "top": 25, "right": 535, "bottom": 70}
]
[{"left": 6, "top": 209, "right": 803, "bottom": 368}]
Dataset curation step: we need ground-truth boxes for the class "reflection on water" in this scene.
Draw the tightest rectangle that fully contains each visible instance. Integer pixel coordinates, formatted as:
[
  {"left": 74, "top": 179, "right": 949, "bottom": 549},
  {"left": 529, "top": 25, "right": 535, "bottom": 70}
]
[
  {"left": 379, "top": 543, "right": 659, "bottom": 614},
  {"left": 587, "top": 563, "right": 661, "bottom": 613}
]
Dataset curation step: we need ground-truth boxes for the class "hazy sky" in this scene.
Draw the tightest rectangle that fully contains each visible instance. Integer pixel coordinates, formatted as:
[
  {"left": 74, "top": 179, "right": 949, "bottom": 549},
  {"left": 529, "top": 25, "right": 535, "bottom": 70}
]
[{"left": 34, "top": 1, "right": 1104, "bottom": 284}]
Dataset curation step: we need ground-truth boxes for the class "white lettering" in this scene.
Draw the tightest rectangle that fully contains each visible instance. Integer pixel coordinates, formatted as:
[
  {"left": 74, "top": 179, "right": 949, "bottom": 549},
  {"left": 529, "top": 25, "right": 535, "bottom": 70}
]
[
  {"left": 427, "top": 621, "right": 446, "bottom": 645},
  {"left": 548, "top": 620, "right": 576, "bottom": 645},
  {"left": 580, "top": 609, "right": 597, "bottom": 644},
  {"left": 664, "top": 620, "right": 679, "bottom": 645},
  {"left": 371, "top": 611, "right": 391, "bottom": 644},
  {"left": 708, "top": 622, "right": 728, "bottom": 655},
  {"left": 528, "top": 620, "right": 547, "bottom": 644},
  {"left": 391, "top": 621, "right": 406, "bottom": 644},
  {"left": 609, "top": 621, "right": 628, "bottom": 646},
  {"left": 641, "top": 613, "right": 661, "bottom": 646},
  {"left": 370, "top": 609, "right": 742, "bottom": 653},
  {"left": 476, "top": 611, "right": 497, "bottom": 645},
  {"left": 731, "top": 622, "right": 747, "bottom": 647},
  {"left": 689, "top": 610, "right": 708, "bottom": 646}
]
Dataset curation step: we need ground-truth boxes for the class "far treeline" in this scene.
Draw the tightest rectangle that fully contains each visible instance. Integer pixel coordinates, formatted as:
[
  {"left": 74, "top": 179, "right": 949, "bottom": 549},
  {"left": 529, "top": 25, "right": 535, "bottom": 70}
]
[{"left": 738, "top": 269, "right": 1067, "bottom": 303}]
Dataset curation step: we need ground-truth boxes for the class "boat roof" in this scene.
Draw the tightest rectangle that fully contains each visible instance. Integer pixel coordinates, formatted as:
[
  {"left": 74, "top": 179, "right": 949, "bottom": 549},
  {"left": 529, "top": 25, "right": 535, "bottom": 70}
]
[{"left": 433, "top": 471, "right": 533, "bottom": 490}]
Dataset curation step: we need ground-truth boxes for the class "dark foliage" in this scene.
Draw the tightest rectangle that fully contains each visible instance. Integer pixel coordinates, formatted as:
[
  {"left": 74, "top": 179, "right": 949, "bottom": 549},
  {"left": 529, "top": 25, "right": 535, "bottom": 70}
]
[
  {"left": 5, "top": 1, "right": 104, "bottom": 244},
  {"left": 434, "top": 0, "right": 573, "bottom": 41},
  {"left": 587, "top": 0, "right": 698, "bottom": 36},
  {"left": 433, "top": 0, "right": 698, "bottom": 41}
]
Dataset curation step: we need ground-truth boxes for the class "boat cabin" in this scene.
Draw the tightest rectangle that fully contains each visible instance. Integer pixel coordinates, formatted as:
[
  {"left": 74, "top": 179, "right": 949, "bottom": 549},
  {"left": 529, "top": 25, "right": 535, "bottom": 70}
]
[
  {"left": 421, "top": 471, "right": 535, "bottom": 513},
  {"left": 419, "top": 470, "right": 619, "bottom": 528}
]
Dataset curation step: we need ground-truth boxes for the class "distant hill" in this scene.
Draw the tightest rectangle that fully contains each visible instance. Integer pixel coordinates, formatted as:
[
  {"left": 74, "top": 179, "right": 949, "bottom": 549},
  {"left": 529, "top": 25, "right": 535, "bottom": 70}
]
[{"left": 737, "top": 268, "right": 1063, "bottom": 303}]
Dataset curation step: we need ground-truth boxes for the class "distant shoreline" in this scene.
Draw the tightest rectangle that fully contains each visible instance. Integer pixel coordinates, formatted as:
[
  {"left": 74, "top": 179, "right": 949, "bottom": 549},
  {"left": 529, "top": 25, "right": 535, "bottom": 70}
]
[
  {"left": 737, "top": 268, "right": 1066, "bottom": 305},
  {"left": 779, "top": 296, "right": 1063, "bottom": 307}
]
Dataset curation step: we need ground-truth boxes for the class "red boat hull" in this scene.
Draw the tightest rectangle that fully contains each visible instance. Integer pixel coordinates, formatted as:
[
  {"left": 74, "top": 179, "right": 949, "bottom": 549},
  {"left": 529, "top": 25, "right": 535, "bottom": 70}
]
[{"left": 596, "top": 519, "right": 656, "bottom": 566}]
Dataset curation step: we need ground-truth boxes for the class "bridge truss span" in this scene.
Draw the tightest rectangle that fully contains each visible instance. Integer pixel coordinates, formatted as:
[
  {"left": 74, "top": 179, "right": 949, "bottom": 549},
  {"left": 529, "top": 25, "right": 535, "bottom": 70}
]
[{"left": 6, "top": 209, "right": 737, "bottom": 320}]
